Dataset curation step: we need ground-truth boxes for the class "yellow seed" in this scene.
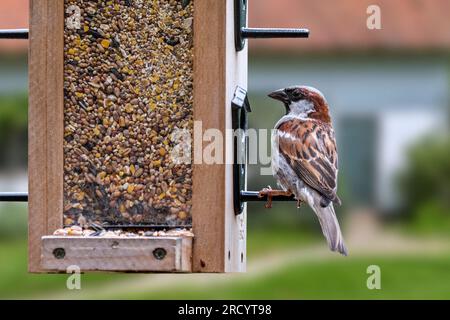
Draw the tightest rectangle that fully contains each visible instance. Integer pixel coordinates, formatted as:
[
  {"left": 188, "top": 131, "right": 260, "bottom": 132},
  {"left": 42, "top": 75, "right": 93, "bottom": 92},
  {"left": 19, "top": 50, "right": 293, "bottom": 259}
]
[
  {"left": 68, "top": 48, "right": 76, "bottom": 55},
  {"left": 159, "top": 147, "right": 166, "bottom": 156},
  {"left": 152, "top": 160, "right": 161, "bottom": 167},
  {"left": 125, "top": 104, "right": 133, "bottom": 113},
  {"left": 97, "top": 171, "right": 106, "bottom": 180},
  {"left": 130, "top": 165, "right": 136, "bottom": 175},
  {"left": 178, "top": 211, "right": 188, "bottom": 220},
  {"left": 75, "top": 192, "right": 85, "bottom": 201},
  {"left": 93, "top": 127, "right": 100, "bottom": 136},
  {"left": 103, "top": 118, "right": 109, "bottom": 126},
  {"left": 127, "top": 184, "right": 135, "bottom": 193},
  {"left": 101, "top": 39, "right": 110, "bottom": 48},
  {"left": 84, "top": 25, "right": 89, "bottom": 32},
  {"left": 150, "top": 75, "right": 160, "bottom": 83},
  {"left": 158, "top": 193, "right": 166, "bottom": 200},
  {"left": 119, "top": 203, "right": 126, "bottom": 213}
]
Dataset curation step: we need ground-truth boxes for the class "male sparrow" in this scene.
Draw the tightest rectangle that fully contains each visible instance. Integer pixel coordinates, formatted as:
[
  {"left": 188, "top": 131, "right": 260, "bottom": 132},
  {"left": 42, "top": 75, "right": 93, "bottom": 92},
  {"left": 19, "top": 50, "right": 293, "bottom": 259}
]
[{"left": 260, "top": 85, "right": 348, "bottom": 256}]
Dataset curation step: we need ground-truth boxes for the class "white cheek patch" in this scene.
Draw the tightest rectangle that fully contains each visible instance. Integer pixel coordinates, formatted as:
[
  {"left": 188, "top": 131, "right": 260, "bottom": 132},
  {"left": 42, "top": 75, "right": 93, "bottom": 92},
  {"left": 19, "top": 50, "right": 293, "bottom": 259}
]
[{"left": 290, "top": 100, "right": 315, "bottom": 117}]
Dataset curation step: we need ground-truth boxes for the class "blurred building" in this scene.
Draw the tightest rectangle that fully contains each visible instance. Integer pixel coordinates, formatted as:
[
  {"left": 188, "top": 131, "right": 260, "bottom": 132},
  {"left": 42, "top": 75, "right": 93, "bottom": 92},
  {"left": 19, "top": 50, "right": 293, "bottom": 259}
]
[
  {"left": 0, "top": 0, "right": 28, "bottom": 186},
  {"left": 249, "top": 0, "right": 450, "bottom": 211},
  {"left": 0, "top": 0, "right": 28, "bottom": 94},
  {"left": 1, "top": 0, "right": 450, "bottom": 210}
]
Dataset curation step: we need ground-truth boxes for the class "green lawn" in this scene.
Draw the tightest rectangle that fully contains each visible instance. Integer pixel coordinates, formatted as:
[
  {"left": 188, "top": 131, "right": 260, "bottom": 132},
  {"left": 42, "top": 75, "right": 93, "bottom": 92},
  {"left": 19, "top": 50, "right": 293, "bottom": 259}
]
[
  {"left": 1, "top": 206, "right": 450, "bottom": 299},
  {"left": 0, "top": 241, "right": 120, "bottom": 299},
  {"left": 3, "top": 238, "right": 450, "bottom": 299},
  {"left": 110, "top": 255, "right": 450, "bottom": 300},
  {"left": 0, "top": 226, "right": 315, "bottom": 299},
  {"left": 4, "top": 239, "right": 450, "bottom": 299}
]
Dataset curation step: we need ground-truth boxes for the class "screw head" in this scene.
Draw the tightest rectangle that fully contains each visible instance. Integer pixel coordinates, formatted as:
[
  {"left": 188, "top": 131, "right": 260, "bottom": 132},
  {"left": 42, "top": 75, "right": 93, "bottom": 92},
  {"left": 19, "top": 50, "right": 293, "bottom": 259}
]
[
  {"left": 153, "top": 247, "right": 167, "bottom": 260},
  {"left": 53, "top": 247, "right": 66, "bottom": 259}
]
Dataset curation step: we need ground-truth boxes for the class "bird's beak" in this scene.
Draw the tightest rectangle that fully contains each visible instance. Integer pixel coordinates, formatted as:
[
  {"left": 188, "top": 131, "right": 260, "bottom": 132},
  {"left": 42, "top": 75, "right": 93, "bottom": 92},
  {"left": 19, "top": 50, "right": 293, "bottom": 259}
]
[{"left": 268, "top": 89, "right": 289, "bottom": 104}]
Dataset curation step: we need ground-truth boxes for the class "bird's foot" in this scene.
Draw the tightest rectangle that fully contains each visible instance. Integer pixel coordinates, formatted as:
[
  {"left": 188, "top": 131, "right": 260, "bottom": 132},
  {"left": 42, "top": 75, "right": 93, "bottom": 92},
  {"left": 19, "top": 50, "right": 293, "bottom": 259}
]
[
  {"left": 258, "top": 186, "right": 293, "bottom": 209},
  {"left": 296, "top": 199, "right": 303, "bottom": 209}
]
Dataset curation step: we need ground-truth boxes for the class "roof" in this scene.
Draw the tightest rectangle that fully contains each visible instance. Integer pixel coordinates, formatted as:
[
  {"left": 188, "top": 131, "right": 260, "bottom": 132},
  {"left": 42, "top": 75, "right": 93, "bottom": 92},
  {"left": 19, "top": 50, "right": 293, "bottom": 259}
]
[
  {"left": 1, "top": 0, "right": 450, "bottom": 53},
  {"left": 0, "top": 0, "right": 28, "bottom": 53},
  {"left": 249, "top": 0, "right": 450, "bottom": 52}
]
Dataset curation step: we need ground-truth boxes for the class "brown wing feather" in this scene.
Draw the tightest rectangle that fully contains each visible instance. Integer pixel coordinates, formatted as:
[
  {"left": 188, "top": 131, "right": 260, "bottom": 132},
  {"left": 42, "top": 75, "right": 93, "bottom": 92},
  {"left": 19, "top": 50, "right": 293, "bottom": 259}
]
[{"left": 277, "top": 119, "right": 340, "bottom": 204}]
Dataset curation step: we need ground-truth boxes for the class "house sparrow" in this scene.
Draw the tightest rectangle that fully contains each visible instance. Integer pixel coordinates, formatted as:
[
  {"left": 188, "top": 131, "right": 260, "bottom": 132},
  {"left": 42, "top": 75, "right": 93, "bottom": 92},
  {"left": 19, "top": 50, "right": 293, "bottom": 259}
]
[{"left": 260, "top": 85, "right": 348, "bottom": 256}]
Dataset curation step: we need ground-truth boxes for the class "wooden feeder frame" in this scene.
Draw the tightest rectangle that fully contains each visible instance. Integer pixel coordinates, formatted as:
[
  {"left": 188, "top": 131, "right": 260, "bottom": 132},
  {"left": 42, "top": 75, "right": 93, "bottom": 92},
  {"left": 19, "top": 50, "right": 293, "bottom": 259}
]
[{"left": 28, "top": 0, "right": 247, "bottom": 273}]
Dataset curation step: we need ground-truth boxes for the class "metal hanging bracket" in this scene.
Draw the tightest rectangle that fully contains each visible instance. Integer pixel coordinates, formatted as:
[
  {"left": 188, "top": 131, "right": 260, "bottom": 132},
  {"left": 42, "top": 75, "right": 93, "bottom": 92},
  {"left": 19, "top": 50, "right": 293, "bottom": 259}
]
[
  {"left": 234, "top": 0, "right": 309, "bottom": 51},
  {"left": 232, "top": 86, "right": 251, "bottom": 215},
  {"left": 232, "top": 87, "right": 297, "bottom": 215}
]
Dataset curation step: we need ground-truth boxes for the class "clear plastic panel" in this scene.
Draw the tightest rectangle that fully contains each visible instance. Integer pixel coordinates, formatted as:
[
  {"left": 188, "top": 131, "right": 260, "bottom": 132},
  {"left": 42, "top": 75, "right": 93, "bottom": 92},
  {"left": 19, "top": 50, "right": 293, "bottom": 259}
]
[{"left": 63, "top": 0, "right": 193, "bottom": 227}]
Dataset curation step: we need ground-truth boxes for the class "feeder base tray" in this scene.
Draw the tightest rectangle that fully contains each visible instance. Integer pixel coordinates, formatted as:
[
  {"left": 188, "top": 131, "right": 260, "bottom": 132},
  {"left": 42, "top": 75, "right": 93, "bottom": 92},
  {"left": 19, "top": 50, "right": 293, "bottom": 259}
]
[{"left": 40, "top": 236, "right": 192, "bottom": 272}]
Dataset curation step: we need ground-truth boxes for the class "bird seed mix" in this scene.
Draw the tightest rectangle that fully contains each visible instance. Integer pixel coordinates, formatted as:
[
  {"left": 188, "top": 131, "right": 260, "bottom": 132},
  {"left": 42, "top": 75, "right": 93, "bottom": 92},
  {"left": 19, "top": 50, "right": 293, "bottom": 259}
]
[{"left": 63, "top": 0, "right": 193, "bottom": 227}]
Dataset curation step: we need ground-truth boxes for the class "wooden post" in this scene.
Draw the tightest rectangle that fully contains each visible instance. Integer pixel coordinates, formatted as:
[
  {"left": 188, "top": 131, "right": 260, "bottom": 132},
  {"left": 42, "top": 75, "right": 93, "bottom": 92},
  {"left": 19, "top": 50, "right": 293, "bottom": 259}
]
[
  {"left": 192, "top": 0, "right": 247, "bottom": 272},
  {"left": 28, "top": 0, "right": 64, "bottom": 273}
]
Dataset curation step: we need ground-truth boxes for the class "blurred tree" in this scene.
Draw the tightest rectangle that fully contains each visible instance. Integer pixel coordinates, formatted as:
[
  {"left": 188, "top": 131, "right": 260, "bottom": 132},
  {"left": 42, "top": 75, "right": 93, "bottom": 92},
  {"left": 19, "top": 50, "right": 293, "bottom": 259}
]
[
  {"left": 0, "top": 94, "right": 27, "bottom": 168},
  {"left": 397, "top": 136, "right": 450, "bottom": 233}
]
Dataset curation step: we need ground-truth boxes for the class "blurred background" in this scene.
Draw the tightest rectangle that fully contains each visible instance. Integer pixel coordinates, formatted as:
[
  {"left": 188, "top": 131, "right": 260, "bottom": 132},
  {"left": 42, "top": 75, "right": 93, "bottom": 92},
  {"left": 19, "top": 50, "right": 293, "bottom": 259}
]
[{"left": 1, "top": 0, "right": 450, "bottom": 299}]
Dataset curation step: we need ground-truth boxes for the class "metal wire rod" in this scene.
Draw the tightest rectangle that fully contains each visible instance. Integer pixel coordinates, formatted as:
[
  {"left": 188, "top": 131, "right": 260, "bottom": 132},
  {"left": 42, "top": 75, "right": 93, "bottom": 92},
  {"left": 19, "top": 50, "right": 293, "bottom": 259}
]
[
  {"left": 0, "top": 192, "right": 28, "bottom": 202},
  {"left": 98, "top": 225, "right": 191, "bottom": 230},
  {"left": 0, "top": 29, "right": 29, "bottom": 39},
  {"left": 0, "top": 191, "right": 296, "bottom": 203},
  {"left": 240, "top": 190, "right": 296, "bottom": 202},
  {"left": 242, "top": 27, "right": 310, "bottom": 39}
]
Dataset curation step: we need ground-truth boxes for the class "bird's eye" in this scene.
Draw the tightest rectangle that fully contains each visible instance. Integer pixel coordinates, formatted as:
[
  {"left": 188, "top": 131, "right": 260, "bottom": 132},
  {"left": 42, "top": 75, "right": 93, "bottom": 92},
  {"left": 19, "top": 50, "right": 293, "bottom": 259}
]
[{"left": 291, "top": 90, "right": 302, "bottom": 99}]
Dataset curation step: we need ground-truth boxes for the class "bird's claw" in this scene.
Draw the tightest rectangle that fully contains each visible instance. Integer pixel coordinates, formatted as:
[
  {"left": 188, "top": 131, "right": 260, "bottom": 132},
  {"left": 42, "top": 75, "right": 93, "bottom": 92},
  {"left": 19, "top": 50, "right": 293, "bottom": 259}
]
[
  {"left": 258, "top": 186, "right": 294, "bottom": 209},
  {"left": 258, "top": 186, "right": 273, "bottom": 209},
  {"left": 257, "top": 186, "right": 271, "bottom": 198},
  {"left": 264, "top": 200, "right": 273, "bottom": 209}
]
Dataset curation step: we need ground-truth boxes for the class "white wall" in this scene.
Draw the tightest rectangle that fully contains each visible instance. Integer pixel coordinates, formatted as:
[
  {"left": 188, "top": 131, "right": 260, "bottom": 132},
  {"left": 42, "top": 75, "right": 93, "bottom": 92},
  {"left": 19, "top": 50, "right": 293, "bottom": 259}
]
[{"left": 376, "top": 109, "right": 447, "bottom": 210}]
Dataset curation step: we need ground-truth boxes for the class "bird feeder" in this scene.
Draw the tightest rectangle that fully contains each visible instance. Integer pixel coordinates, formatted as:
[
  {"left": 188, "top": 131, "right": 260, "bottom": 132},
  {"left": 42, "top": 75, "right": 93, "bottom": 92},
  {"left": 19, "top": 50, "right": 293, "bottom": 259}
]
[{"left": 27, "top": 0, "right": 308, "bottom": 273}]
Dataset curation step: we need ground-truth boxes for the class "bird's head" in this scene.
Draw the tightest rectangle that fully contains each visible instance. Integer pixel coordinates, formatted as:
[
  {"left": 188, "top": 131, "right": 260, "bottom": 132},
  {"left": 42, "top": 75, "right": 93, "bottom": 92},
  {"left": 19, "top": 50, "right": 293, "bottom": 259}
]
[{"left": 268, "top": 85, "right": 331, "bottom": 123}]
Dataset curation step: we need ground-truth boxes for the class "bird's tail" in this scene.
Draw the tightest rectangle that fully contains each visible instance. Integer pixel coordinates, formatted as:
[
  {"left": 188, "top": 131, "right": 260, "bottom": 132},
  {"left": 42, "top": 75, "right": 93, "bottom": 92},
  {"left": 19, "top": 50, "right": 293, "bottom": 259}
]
[{"left": 311, "top": 201, "right": 348, "bottom": 256}]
